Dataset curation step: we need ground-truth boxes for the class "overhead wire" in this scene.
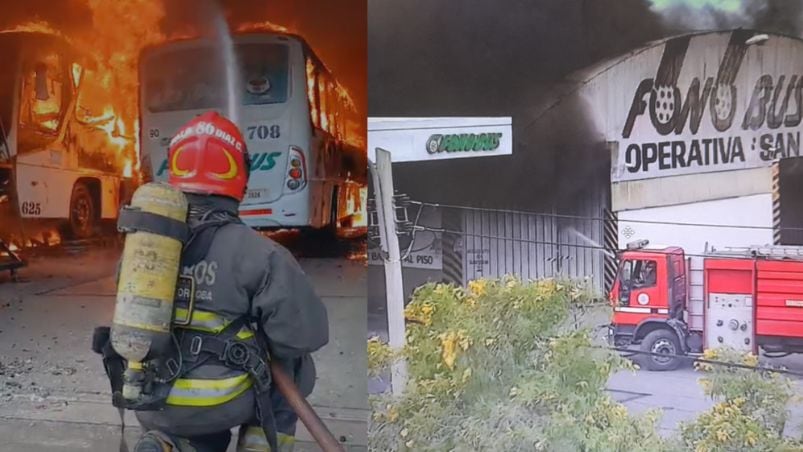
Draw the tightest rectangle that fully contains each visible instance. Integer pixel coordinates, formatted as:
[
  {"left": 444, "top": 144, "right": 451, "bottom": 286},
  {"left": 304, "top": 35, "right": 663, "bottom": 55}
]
[
  {"left": 412, "top": 224, "right": 800, "bottom": 261},
  {"left": 411, "top": 200, "right": 803, "bottom": 233}
]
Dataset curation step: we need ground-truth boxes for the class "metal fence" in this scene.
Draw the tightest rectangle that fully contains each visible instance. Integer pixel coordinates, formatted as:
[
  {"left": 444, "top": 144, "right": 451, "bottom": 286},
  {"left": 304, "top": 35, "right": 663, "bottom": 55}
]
[
  {"left": 369, "top": 184, "right": 618, "bottom": 297},
  {"left": 423, "top": 203, "right": 618, "bottom": 297}
]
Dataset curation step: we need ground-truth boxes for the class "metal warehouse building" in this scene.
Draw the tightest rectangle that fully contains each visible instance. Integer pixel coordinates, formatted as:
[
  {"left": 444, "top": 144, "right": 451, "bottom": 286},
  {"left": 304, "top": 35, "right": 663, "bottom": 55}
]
[{"left": 369, "top": 29, "right": 803, "bottom": 306}]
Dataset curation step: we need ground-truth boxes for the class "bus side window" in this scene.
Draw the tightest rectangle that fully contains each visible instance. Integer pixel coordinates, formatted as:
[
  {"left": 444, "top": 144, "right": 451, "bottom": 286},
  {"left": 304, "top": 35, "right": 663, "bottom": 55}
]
[
  {"left": 306, "top": 56, "right": 320, "bottom": 129},
  {"left": 19, "top": 53, "right": 66, "bottom": 149},
  {"left": 74, "top": 67, "right": 103, "bottom": 123},
  {"left": 327, "top": 80, "right": 337, "bottom": 136},
  {"left": 318, "top": 70, "right": 328, "bottom": 132}
]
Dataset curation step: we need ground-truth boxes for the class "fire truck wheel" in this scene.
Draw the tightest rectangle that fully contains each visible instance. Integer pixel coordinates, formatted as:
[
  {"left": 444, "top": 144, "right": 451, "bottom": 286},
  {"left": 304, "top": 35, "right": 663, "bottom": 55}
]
[
  {"left": 639, "top": 329, "right": 682, "bottom": 371},
  {"left": 66, "top": 183, "right": 97, "bottom": 240}
]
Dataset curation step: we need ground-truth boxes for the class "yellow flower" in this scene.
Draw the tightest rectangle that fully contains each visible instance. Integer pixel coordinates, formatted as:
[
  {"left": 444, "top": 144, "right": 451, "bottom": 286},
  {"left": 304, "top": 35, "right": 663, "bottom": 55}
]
[
  {"left": 468, "top": 279, "right": 488, "bottom": 297},
  {"left": 702, "top": 348, "right": 720, "bottom": 360},
  {"left": 742, "top": 353, "right": 759, "bottom": 367},
  {"left": 438, "top": 330, "right": 471, "bottom": 370},
  {"left": 386, "top": 405, "right": 399, "bottom": 423},
  {"left": 439, "top": 332, "right": 458, "bottom": 370},
  {"left": 457, "top": 330, "right": 471, "bottom": 350},
  {"left": 745, "top": 431, "right": 758, "bottom": 447},
  {"left": 404, "top": 301, "right": 435, "bottom": 326}
]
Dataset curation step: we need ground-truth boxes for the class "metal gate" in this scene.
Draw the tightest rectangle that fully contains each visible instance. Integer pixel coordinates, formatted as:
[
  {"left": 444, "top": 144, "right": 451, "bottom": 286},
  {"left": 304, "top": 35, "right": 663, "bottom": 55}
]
[{"left": 459, "top": 206, "right": 611, "bottom": 294}]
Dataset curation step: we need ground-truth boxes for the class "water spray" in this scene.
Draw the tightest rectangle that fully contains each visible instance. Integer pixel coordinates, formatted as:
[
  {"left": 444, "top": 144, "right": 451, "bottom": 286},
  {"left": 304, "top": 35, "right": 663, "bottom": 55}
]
[
  {"left": 565, "top": 226, "right": 616, "bottom": 259},
  {"left": 205, "top": 0, "right": 242, "bottom": 124}
]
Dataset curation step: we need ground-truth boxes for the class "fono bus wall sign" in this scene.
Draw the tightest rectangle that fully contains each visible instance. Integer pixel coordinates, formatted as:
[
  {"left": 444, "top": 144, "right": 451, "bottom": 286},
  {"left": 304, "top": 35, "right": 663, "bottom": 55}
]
[{"left": 598, "top": 31, "right": 803, "bottom": 182}]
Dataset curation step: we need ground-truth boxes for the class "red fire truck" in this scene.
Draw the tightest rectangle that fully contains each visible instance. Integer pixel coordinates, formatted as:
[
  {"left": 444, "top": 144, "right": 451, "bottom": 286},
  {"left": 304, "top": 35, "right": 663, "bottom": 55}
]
[{"left": 608, "top": 240, "right": 803, "bottom": 371}]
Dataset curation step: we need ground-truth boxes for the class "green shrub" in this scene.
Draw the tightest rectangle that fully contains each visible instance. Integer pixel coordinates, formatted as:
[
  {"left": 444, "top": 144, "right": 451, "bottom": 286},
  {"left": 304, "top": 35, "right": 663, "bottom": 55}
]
[
  {"left": 368, "top": 277, "right": 665, "bottom": 451},
  {"left": 678, "top": 348, "right": 799, "bottom": 452},
  {"left": 368, "top": 277, "right": 803, "bottom": 452}
]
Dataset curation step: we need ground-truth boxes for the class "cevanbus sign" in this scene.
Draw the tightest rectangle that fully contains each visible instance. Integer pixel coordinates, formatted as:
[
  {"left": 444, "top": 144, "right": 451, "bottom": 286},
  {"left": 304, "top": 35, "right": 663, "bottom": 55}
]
[
  {"left": 426, "top": 132, "right": 503, "bottom": 154},
  {"left": 367, "top": 117, "right": 512, "bottom": 163},
  {"left": 605, "top": 31, "right": 803, "bottom": 182}
]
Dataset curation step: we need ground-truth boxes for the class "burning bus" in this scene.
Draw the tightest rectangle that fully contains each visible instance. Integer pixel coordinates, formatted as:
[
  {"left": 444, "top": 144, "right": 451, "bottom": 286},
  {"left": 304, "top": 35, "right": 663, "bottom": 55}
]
[
  {"left": 138, "top": 31, "right": 366, "bottom": 233},
  {"left": 0, "top": 31, "right": 135, "bottom": 242}
]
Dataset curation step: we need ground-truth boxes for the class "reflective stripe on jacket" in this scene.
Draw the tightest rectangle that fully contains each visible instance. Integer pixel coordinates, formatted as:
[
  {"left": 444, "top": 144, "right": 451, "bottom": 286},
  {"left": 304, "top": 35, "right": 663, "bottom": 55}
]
[{"left": 166, "top": 308, "right": 256, "bottom": 407}]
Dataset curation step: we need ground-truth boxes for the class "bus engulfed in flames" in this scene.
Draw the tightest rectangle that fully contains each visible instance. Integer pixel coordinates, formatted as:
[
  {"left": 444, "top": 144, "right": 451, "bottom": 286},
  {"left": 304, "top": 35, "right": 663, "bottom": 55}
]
[{"left": 0, "top": 1, "right": 366, "bottom": 246}]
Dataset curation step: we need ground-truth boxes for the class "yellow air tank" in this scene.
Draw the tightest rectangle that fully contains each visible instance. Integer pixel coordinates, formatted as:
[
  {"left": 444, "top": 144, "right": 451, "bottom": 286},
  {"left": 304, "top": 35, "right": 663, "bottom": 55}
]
[{"left": 111, "top": 182, "right": 188, "bottom": 402}]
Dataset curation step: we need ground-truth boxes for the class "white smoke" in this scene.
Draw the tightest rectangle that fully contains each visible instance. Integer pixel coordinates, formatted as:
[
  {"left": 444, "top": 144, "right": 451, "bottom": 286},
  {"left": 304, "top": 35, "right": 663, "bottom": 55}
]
[{"left": 649, "top": 0, "right": 803, "bottom": 35}]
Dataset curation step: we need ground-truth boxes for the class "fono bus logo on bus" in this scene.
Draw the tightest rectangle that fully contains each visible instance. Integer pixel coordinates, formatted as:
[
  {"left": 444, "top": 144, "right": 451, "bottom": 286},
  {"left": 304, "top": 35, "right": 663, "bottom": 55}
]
[{"left": 426, "top": 132, "right": 503, "bottom": 155}]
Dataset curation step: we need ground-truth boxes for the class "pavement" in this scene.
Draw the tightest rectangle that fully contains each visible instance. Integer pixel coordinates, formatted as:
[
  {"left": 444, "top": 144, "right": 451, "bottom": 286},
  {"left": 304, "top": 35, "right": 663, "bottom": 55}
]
[
  {"left": 0, "top": 245, "right": 368, "bottom": 452},
  {"left": 608, "top": 357, "right": 803, "bottom": 440}
]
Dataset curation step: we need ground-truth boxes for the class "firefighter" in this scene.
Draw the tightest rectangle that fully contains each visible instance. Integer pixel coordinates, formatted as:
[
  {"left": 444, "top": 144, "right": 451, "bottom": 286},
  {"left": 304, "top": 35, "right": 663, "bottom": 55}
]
[
  {"left": 125, "top": 111, "right": 329, "bottom": 452},
  {"left": 633, "top": 261, "right": 656, "bottom": 288},
  {"left": 642, "top": 261, "right": 657, "bottom": 287}
]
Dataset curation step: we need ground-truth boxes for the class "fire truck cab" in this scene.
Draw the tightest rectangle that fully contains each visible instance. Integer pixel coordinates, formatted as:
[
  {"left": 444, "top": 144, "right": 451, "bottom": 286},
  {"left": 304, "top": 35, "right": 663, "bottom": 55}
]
[{"left": 609, "top": 240, "right": 803, "bottom": 371}]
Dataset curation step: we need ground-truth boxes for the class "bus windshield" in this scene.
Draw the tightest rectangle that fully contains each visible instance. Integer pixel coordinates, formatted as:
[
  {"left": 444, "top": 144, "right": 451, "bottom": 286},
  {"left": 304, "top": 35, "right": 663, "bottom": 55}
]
[
  {"left": 0, "top": 42, "right": 20, "bottom": 141},
  {"left": 143, "top": 42, "right": 290, "bottom": 113}
]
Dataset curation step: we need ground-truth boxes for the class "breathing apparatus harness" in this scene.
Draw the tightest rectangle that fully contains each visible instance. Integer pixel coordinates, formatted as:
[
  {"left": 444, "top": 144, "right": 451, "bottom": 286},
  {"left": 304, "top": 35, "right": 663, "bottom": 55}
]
[{"left": 92, "top": 205, "right": 280, "bottom": 451}]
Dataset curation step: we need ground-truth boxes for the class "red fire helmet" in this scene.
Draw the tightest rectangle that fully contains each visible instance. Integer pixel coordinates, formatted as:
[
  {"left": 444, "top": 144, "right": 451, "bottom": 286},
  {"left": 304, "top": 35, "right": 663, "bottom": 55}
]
[{"left": 167, "top": 111, "right": 250, "bottom": 202}]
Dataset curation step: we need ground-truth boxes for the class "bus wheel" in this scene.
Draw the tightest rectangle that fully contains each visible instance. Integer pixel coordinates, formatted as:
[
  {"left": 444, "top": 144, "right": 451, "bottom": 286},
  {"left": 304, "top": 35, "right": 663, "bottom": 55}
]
[
  {"left": 639, "top": 329, "right": 682, "bottom": 371},
  {"left": 66, "top": 183, "right": 96, "bottom": 240},
  {"left": 324, "top": 187, "right": 339, "bottom": 237}
]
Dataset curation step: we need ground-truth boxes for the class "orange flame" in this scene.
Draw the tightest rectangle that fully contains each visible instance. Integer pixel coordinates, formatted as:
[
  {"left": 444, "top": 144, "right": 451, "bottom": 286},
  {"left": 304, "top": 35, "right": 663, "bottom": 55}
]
[
  {"left": 306, "top": 57, "right": 320, "bottom": 129},
  {"left": 1, "top": 3, "right": 165, "bottom": 180},
  {"left": 123, "top": 159, "right": 133, "bottom": 178},
  {"left": 1, "top": 21, "right": 66, "bottom": 39},
  {"left": 236, "top": 20, "right": 291, "bottom": 34},
  {"left": 3, "top": 5, "right": 364, "bottom": 184}
]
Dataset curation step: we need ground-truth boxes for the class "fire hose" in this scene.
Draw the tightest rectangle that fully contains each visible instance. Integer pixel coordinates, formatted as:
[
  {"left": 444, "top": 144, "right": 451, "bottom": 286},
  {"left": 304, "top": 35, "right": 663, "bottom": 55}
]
[{"left": 270, "top": 361, "right": 346, "bottom": 452}]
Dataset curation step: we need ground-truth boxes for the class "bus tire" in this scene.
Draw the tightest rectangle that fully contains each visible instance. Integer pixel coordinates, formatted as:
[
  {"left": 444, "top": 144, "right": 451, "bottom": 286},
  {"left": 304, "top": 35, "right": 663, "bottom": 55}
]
[
  {"left": 65, "top": 182, "right": 97, "bottom": 240},
  {"left": 324, "top": 187, "right": 339, "bottom": 237},
  {"left": 638, "top": 329, "right": 683, "bottom": 372}
]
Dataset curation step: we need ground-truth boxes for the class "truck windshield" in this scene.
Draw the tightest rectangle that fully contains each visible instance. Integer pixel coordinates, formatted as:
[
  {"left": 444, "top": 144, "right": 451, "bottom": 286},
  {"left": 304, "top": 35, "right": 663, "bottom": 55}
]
[
  {"left": 143, "top": 42, "right": 290, "bottom": 113},
  {"left": 620, "top": 259, "right": 657, "bottom": 289}
]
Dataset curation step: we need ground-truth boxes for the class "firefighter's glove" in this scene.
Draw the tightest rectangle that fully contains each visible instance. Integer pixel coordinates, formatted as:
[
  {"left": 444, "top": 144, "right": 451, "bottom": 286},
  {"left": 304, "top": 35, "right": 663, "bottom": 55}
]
[{"left": 91, "top": 326, "right": 126, "bottom": 398}]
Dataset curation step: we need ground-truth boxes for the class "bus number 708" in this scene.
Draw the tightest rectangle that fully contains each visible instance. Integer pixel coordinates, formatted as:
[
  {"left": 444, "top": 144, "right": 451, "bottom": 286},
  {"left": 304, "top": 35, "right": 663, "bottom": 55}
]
[{"left": 247, "top": 125, "right": 280, "bottom": 140}]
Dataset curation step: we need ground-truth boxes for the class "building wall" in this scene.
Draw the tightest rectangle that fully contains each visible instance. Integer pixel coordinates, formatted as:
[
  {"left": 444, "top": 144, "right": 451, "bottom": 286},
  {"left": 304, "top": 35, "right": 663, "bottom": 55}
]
[
  {"left": 617, "top": 194, "right": 774, "bottom": 330},
  {"left": 460, "top": 178, "right": 610, "bottom": 294},
  {"left": 571, "top": 31, "right": 803, "bottom": 322},
  {"left": 369, "top": 31, "right": 803, "bottom": 327}
]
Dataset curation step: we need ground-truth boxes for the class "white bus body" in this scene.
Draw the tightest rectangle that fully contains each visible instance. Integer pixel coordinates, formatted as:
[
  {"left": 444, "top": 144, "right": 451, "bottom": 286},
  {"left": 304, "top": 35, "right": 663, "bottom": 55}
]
[
  {"left": 139, "top": 32, "right": 365, "bottom": 230},
  {"left": 0, "top": 32, "right": 129, "bottom": 241}
]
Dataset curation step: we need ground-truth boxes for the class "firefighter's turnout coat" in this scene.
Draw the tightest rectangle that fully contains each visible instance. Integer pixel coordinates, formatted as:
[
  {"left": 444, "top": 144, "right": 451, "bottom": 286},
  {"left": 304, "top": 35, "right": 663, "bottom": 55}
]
[{"left": 133, "top": 195, "right": 329, "bottom": 449}]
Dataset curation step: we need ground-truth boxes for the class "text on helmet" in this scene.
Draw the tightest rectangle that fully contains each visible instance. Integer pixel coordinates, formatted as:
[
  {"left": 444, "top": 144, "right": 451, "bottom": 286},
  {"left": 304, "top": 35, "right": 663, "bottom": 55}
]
[{"left": 170, "top": 121, "right": 245, "bottom": 152}]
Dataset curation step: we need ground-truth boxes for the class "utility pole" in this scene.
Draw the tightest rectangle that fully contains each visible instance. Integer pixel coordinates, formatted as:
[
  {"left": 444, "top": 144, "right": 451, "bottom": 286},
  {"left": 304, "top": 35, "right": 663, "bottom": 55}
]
[{"left": 369, "top": 148, "right": 407, "bottom": 395}]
